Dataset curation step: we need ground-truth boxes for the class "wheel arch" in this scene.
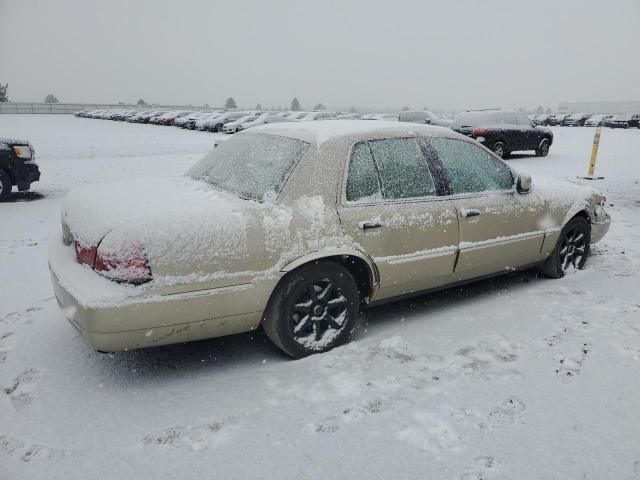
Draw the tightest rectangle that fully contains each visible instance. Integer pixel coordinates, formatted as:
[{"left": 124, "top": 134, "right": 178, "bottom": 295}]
[
  {"left": 280, "top": 250, "right": 380, "bottom": 304},
  {"left": 562, "top": 203, "right": 592, "bottom": 228},
  {"left": 0, "top": 166, "right": 15, "bottom": 185}
]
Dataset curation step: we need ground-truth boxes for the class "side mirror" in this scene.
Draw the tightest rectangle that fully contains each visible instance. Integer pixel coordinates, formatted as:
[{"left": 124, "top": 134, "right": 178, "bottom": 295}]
[
  {"left": 424, "top": 118, "right": 432, "bottom": 124},
  {"left": 517, "top": 173, "right": 532, "bottom": 193}
]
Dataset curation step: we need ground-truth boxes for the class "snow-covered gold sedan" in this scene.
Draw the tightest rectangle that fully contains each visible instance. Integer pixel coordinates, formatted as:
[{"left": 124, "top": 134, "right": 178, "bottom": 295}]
[{"left": 49, "top": 121, "right": 610, "bottom": 357}]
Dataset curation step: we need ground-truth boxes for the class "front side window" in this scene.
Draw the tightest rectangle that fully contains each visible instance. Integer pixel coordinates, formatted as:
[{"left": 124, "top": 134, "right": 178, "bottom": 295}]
[
  {"left": 430, "top": 138, "right": 514, "bottom": 194},
  {"left": 188, "top": 133, "right": 308, "bottom": 201},
  {"left": 346, "top": 142, "right": 381, "bottom": 202},
  {"left": 369, "top": 138, "right": 436, "bottom": 199},
  {"left": 515, "top": 113, "right": 533, "bottom": 126}
]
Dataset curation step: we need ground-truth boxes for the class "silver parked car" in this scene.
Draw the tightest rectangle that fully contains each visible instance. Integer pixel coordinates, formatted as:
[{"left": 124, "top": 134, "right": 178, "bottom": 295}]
[{"left": 50, "top": 122, "right": 610, "bottom": 358}]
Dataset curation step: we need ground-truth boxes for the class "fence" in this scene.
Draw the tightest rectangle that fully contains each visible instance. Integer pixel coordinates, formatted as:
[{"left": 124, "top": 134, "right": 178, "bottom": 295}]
[{"left": 0, "top": 102, "right": 218, "bottom": 114}]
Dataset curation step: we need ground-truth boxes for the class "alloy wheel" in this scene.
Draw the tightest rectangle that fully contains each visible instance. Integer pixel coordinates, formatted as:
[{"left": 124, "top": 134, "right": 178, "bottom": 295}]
[
  {"left": 540, "top": 141, "right": 549, "bottom": 156},
  {"left": 559, "top": 227, "right": 587, "bottom": 272},
  {"left": 290, "top": 278, "right": 349, "bottom": 344}
]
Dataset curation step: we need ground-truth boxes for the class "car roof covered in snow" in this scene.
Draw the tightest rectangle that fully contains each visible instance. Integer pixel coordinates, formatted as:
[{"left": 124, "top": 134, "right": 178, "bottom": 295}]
[
  {"left": 0, "top": 137, "right": 30, "bottom": 146},
  {"left": 249, "top": 120, "right": 459, "bottom": 145}
]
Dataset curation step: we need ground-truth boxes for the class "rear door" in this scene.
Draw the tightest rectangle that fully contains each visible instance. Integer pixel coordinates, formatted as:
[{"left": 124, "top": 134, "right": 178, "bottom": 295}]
[
  {"left": 428, "top": 137, "right": 548, "bottom": 281},
  {"left": 501, "top": 112, "right": 526, "bottom": 151},
  {"left": 338, "top": 137, "right": 459, "bottom": 300},
  {"left": 515, "top": 112, "right": 542, "bottom": 150}
]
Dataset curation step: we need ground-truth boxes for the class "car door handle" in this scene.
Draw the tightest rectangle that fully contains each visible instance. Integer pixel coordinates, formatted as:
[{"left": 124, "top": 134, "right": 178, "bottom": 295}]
[
  {"left": 460, "top": 208, "right": 481, "bottom": 218},
  {"left": 359, "top": 219, "right": 382, "bottom": 230}
]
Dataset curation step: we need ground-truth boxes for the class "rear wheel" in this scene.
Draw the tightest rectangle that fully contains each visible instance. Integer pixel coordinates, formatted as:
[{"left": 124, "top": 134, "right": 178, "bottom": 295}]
[
  {"left": 539, "top": 216, "right": 590, "bottom": 279},
  {"left": 536, "top": 138, "right": 550, "bottom": 157},
  {"left": 0, "top": 169, "right": 12, "bottom": 202},
  {"left": 262, "top": 262, "right": 360, "bottom": 358},
  {"left": 492, "top": 142, "right": 505, "bottom": 158},
  {"left": 214, "top": 123, "right": 224, "bottom": 132}
]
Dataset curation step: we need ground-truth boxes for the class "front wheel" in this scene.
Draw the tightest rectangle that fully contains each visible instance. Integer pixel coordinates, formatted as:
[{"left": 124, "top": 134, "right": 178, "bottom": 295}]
[
  {"left": 214, "top": 123, "right": 224, "bottom": 132},
  {"left": 539, "top": 216, "right": 591, "bottom": 279},
  {"left": 0, "top": 169, "right": 12, "bottom": 202},
  {"left": 536, "top": 138, "right": 550, "bottom": 157},
  {"left": 262, "top": 262, "right": 360, "bottom": 358}
]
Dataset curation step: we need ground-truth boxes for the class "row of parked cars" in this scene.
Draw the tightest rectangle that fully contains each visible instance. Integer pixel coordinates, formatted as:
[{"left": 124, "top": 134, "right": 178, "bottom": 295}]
[
  {"left": 74, "top": 108, "right": 414, "bottom": 133},
  {"left": 74, "top": 107, "right": 462, "bottom": 133},
  {"left": 529, "top": 112, "right": 640, "bottom": 128},
  {"left": 76, "top": 107, "right": 555, "bottom": 158}
]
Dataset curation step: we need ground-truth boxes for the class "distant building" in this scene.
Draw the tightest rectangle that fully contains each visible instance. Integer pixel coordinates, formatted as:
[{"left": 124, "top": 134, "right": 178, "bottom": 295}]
[{"left": 558, "top": 101, "right": 640, "bottom": 114}]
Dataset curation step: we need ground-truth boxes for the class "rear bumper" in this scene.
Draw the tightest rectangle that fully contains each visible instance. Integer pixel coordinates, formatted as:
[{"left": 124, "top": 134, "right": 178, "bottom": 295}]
[{"left": 48, "top": 241, "right": 271, "bottom": 352}]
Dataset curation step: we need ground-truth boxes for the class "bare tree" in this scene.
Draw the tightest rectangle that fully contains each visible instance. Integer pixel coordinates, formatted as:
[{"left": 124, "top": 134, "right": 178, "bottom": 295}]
[{"left": 0, "top": 83, "right": 8, "bottom": 102}]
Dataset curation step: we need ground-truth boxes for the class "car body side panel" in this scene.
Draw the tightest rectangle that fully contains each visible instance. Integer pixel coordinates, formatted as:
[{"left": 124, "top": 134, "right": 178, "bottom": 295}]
[
  {"left": 451, "top": 191, "right": 548, "bottom": 281},
  {"left": 339, "top": 199, "right": 459, "bottom": 300}
]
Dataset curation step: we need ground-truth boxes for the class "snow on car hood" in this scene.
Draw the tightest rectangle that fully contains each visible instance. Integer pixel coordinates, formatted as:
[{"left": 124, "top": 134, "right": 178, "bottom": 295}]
[
  {"left": 532, "top": 175, "right": 603, "bottom": 204},
  {"left": 62, "top": 177, "right": 255, "bottom": 268}
]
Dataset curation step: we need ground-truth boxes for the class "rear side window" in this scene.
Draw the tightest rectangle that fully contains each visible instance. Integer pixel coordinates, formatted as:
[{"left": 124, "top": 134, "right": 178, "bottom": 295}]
[
  {"left": 369, "top": 138, "right": 436, "bottom": 199},
  {"left": 346, "top": 142, "right": 381, "bottom": 202},
  {"left": 430, "top": 138, "right": 514, "bottom": 194}
]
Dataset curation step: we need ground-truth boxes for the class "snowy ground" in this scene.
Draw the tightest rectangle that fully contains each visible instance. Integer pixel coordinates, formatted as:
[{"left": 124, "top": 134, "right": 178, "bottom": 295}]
[{"left": 1, "top": 115, "right": 639, "bottom": 480}]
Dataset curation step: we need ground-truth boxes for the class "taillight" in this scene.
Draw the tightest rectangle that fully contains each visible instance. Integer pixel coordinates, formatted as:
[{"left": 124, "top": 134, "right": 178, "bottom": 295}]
[
  {"left": 74, "top": 241, "right": 97, "bottom": 267},
  {"left": 472, "top": 128, "right": 489, "bottom": 137},
  {"left": 95, "top": 248, "right": 152, "bottom": 285}
]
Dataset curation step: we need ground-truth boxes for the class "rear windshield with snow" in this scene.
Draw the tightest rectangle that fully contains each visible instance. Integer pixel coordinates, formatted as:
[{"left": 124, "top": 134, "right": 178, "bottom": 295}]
[
  {"left": 188, "top": 133, "right": 308, "bottom": 201},
  {"left": 455, "top": 111, "right": 533, "bottom": 128},
  {"left": 454, "top": 112, "right": 506, "bottom": 128}
]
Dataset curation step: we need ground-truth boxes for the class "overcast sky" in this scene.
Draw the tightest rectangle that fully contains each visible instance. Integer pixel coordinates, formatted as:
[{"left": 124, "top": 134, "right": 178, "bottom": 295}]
[{"left": 1, "top": 0, "right": 639, "bottom": 111}]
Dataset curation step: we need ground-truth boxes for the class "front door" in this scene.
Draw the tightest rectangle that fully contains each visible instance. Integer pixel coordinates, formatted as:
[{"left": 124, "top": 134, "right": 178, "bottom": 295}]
[
  {"left": 338, "top": 138, "right": 459, "bottom": 300},
  {"left": 428, "top": 136, "right": 547, "bottom": 281}
]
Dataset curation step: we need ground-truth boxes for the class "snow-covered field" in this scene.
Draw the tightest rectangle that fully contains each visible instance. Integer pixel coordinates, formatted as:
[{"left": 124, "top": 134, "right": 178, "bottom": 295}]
[{"left": 1, "top": 115, "right": 639, "bottom": 480}]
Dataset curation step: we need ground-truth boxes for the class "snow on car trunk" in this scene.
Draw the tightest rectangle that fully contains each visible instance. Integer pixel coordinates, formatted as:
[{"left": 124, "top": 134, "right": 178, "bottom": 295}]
[{"left": 62, "top": 177, "right": 254, "bottom": 281}]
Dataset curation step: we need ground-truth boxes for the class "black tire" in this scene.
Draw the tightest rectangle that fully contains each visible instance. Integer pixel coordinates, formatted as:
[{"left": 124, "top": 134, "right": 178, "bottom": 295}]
[
  {"left": 262, "top": 262, "right": 360, "bottom": 358},
  {"left": 492, "top": 141, "right": 506, "bottom": 158},
  {"left": 0, "top": 169, "right": 12, "bottom": 202},
  {"left": 214, "top": 123, "right": 224, "bottom": 132},
  {"left": 539, "top": 216, "right": 591, "bottom": 279},
  {"left": 536, "top": 138, "right": 551, "bottom": 157}
]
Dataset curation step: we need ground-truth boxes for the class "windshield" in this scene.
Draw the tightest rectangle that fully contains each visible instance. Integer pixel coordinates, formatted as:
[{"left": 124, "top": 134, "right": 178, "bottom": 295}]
[
  {"left": 613, "top": 113, "right": 632, "bottom": 120},
  {"left": 188, "top": 133, "right": 309, "bottom": 201}
]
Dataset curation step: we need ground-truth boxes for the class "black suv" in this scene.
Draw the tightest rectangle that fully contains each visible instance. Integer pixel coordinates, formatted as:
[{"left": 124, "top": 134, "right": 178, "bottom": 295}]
[
  {"left": 0, "top": 138, "right": 41, "bottom": 201},
  {"left": 452, "top": 109, "right": 554, "bottom": 158}
]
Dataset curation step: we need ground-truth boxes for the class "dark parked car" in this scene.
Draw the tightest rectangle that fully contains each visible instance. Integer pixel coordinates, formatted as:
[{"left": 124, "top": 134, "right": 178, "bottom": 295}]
[
  {"left": 0, "top": 138, "right": 41, "bottom": 201},
  {"left": 532, "top": 114, "right": 551, "bottom": 126},
  {"left": 548, "top": 113, "right": 570, "bottom": 126},
  {"left": 605, "top": 113, "right": 640, "bottom": 128},
  {"left": 452, "top": 109, "right": 553, "bottom": 158},
  {"left": 564, "top": 113, "right": 592, "bottom": 126}
]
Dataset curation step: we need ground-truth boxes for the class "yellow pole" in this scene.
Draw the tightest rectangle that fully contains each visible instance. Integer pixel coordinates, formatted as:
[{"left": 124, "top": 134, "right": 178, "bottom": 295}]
[{"left": 587, "top": 126, "right": 601, "bottom": 177}]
